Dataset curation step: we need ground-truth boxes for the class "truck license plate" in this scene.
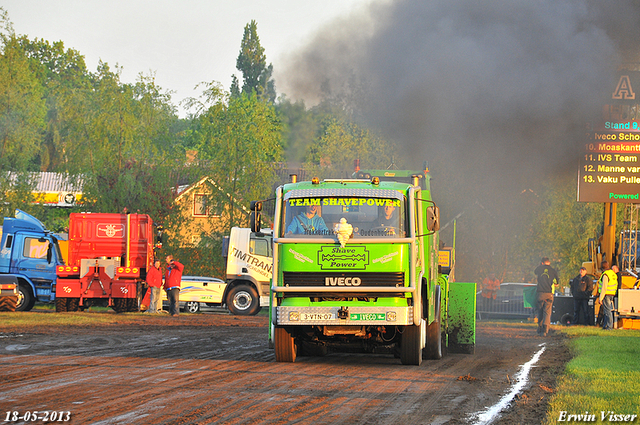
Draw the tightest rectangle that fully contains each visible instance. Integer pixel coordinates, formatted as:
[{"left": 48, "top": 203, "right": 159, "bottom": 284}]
[{"left": 300, "top": 313, "right": 335, "bottom": 321}]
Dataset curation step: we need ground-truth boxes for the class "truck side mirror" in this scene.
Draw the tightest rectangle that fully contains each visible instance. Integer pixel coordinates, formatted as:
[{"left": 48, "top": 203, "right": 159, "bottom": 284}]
[
  {"left": 155, "top": 225, "right": 164, "bottom": 249},
  {"left": 250, "top": 201, "right": 262, "bottom": 233},
  {"left": 47, "top": 243, "right": 52, "bottom": 264},
  {"left": 426, "top": 206, "right": 440, "bottom": 232}
]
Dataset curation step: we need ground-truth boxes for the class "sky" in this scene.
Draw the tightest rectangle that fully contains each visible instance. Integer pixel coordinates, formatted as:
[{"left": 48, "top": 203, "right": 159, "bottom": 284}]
[{"left": 2, "top": 0, "right": 373, "bottom": 116}]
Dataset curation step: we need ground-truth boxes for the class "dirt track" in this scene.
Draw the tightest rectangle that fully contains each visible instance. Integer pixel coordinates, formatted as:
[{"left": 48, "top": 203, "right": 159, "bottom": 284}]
[{"left": 0, "top": 312, "right": 570, "bottom": 424}]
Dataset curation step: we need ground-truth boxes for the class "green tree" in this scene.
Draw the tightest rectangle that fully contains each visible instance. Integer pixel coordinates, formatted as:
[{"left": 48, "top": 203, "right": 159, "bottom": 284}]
[
  {"left": 18, "top": 37, "right": 90, "bottom": 172},
  {"left": 233, "top": 20, "right": 276, "bottom": 102},
  {"left": 0, "top": 172, "right": 38, "bottom": 219},
  {"left": 79, "top": 67, "right": 185, "bottom": 219},
  {"left": 276, "top": 96, "right": 317, "bottom": 163},
  {"left": 0, "top": 10, "right": 46, "bottom": 171},
  {"left": 304, "top": 115, "right": 396, "bottom": 178},
  {"left": 189, "top": 87, "right": 283, "bottom": 231}
]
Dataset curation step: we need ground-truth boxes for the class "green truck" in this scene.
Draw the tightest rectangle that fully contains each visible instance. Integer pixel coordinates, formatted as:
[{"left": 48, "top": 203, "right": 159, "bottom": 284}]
[{"left": 252, "top": 171, "right": 476, "bottom": 365}]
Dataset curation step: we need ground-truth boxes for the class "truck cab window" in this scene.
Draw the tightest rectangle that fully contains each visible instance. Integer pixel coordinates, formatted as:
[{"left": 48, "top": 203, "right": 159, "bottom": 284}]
[
  {"left": 250, "top": 238, "right": 270, "bottom": 257},
  {"left": 23, "top": 237, "right": 49, "bottom": 259},
  {"left": 282, "top": 196, "right": 406, "bottom": 238}
]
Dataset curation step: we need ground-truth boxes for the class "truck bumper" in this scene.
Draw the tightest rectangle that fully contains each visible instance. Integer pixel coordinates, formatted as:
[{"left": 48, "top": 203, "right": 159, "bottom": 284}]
[{"left": 275, "top": 305, "right": 414, "bottom": 326}]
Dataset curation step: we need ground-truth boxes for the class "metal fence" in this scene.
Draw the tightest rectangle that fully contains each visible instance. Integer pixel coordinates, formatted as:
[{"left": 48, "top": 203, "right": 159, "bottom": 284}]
[{"left": 476, "top": 283, "right": 536, "bottom": 320}]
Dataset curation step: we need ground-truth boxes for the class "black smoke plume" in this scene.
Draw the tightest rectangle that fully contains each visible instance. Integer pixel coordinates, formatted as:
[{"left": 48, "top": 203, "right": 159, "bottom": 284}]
[{"left": 278, "top": 0, "right": 640, "bottom": 281}]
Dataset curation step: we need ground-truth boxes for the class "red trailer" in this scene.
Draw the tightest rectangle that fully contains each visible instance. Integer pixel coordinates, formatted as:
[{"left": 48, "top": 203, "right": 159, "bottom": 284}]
[{"left": 55, "top": 213, "right": 155, "bottom": 313}]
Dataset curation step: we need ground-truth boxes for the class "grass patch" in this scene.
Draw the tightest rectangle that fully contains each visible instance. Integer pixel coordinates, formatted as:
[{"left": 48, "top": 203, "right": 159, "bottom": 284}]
[
  {"left": 546, "top": 326, "right": 640, "bottom": 424},
  {"left": 0, "top": 310, "right": 148, "bottom": 330}
]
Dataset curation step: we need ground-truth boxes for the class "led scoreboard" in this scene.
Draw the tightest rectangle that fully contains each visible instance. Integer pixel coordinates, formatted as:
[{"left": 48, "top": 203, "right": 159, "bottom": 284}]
[{"left": 577, "top": 72, "right": 640, "bottom": 203}]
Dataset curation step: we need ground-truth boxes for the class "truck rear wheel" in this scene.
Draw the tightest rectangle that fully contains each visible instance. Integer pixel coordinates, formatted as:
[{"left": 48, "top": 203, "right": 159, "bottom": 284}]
[
  {"left": 55, "top": 298, "right": 68, "bottom": 313},
  {"left": 0, "top": 296, "right": 17, "bottom": 312},
  {"left": 67, "top": 298, "right": 80, "bottom": 312},
  {"left": 112, "top": 298, "right": 127, "bottom": 313},
  {"left": 401, "top": 322, "right": 423, "bottom": 365},
  {"left": 227, "top": 284, "right": 260, "bottom": 315},
  {"left": 274, "top": 326, "right": 297, "bottom": 362},
  {"left": 16, "top": 284, "right": 35, "bottom": 312},
  {"left": 126, "top": 298, "right": 139, "bottom": 312}
]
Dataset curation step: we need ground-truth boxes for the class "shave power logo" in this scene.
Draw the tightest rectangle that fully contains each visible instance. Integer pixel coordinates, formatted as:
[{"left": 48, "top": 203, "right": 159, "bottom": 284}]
[{"left": 318, "top": 245, "right": 369, "bottom": 270}]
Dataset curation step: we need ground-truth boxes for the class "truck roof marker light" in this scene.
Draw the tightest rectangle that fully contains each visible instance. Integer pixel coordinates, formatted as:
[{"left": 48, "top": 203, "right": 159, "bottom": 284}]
[
  {"left": 132, "top": 268, "right": 138, "bottom": 273},
  {"left": 311, "top": 177, "right": 320, "bottom": 185},
  {"left": 372, "top": 177, "right": 380, "bottom": 185}
]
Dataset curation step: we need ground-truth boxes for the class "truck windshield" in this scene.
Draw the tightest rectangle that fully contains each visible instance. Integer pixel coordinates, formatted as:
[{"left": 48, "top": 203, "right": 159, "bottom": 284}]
[{"left": 282, "top": 196, "right": 406, "bottom": 238}]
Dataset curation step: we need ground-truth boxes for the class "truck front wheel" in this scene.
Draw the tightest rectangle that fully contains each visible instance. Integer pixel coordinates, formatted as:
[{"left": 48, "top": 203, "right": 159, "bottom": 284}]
[
  {"left": 16, "top": 284, "right": 35, "bottom": 312},
  {"left": 425, "top": 286, "right": 443, "bottom": 360},
  {"left": 274, "top": 326, "right": 297, "bottom": 362},
  {"left": 227, "top": 284, "right": 260, "bottom": 315},
  {"left": 401, "top": 322, "right": 423, "bottom": 365}
]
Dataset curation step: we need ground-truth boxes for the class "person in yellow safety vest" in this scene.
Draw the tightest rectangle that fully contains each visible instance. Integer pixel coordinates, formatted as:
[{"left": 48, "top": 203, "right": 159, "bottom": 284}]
[{"left": 597, "top": 261, "right": 618, "bottom": 330}]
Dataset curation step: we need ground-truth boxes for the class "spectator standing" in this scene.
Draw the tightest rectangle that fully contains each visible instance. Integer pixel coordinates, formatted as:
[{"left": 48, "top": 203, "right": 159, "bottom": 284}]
[
  {"left": 164, "top": 255, "right": 184, "bottom": 317},
  {"left": 570, "top": 267, "right": 593, "bottom": 325},
  {"left": 481, "top": 274, "right": 501, "bottom": 310},
  {"left": 597, "top": 261, "right": 618, "bottom": 330},
  {"left": 146, "top": 259, "right": 163, "bottom": 313},
  {"left": 534, "top": 257, "right": 559, "bottom": 336}
]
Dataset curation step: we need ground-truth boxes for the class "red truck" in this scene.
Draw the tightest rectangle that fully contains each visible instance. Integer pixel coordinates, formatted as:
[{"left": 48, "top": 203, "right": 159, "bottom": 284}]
[{"left": 55, "top": 213, "right": 156, "bottom": 313}]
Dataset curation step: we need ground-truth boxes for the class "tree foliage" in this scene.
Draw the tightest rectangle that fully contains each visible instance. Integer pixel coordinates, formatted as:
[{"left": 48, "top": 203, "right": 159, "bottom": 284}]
[
  {"left": 190, "top": 88, "right": 283, "bottom": 231},
  {"left": 0, "top": 18, "right": 46, "bottom": 170},
  {"left": 234, "top": 20, "right": 275, "bottom": 102},
  {"left": 304, "top": 114, "right": 396, "bottom": 178}
]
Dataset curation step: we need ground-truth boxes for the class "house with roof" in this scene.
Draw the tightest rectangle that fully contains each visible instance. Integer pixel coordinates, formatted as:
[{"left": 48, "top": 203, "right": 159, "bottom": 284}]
[{"left": 172, "top": 176, "right": 251, "bottom": 246}]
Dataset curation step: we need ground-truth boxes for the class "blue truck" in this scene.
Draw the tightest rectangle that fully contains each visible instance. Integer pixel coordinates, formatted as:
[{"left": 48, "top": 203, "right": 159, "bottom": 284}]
[{"left": 0, "top": 210, "right": 63, "bottom": 311}]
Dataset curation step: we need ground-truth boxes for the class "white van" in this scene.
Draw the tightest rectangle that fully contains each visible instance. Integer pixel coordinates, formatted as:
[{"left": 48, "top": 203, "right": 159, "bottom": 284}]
[{"left": 158, "top": 276, "right": 227, "bottom": 313}]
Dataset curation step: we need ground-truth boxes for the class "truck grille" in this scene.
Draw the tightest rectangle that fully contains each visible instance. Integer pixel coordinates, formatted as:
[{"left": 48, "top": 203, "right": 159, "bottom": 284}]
[{"left": 282, "top": 272, "right": 404, "bottom": 287}]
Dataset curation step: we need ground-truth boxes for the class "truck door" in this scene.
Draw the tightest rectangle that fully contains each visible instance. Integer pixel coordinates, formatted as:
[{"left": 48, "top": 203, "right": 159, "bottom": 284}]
[
  {"left": 249, "top": 233, "right": 273, "bottom": 298},
  {"left": 12, "top": 233, "right": 58, "bottom": 300}
]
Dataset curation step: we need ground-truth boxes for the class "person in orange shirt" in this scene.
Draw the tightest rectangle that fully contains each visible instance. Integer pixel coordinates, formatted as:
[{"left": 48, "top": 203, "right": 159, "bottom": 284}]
[
  {"left": 145, "top": 259, "right": 163, "bottom": 313},
  {"left": 164, "top": 255, "right": 184, "bottom": 317},
  {"left": 481, "top": 274, "right": 501, "bottom": 310}
]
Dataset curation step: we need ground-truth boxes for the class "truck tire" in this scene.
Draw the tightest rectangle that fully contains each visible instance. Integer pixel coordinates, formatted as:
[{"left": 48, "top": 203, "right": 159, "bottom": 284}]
[
  {"left": 16, "top": 284, "right": 35, "bottom": 312},
  {"left": 112, "top": 298, "right": 127, "bottom": 313},
  {"left": 0, "top": 296, "right": 17, "bottom": 312},
  {"left": 67, "top": 298, "right": 80, "bottom": 312},
  {"left": 401, "top": 322, "right": 423, "bottom": 365},
  {"left": 184, "top": 301, "right": 200, "bottom": 314},
  {"left": 274, "top": 326, "right": 297, "bottom": 362},
  {"left": 227, "top": 284, "right": 260, "bottom": 315},
  {"left": 126, "top": 298, "right": 139, "bottom": 312},
  {"left": 425, "top": 287, "right": 443, "bottom": 360},
  {"left": 55, "top": 298, "right": 68, "bottom": 313}
]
